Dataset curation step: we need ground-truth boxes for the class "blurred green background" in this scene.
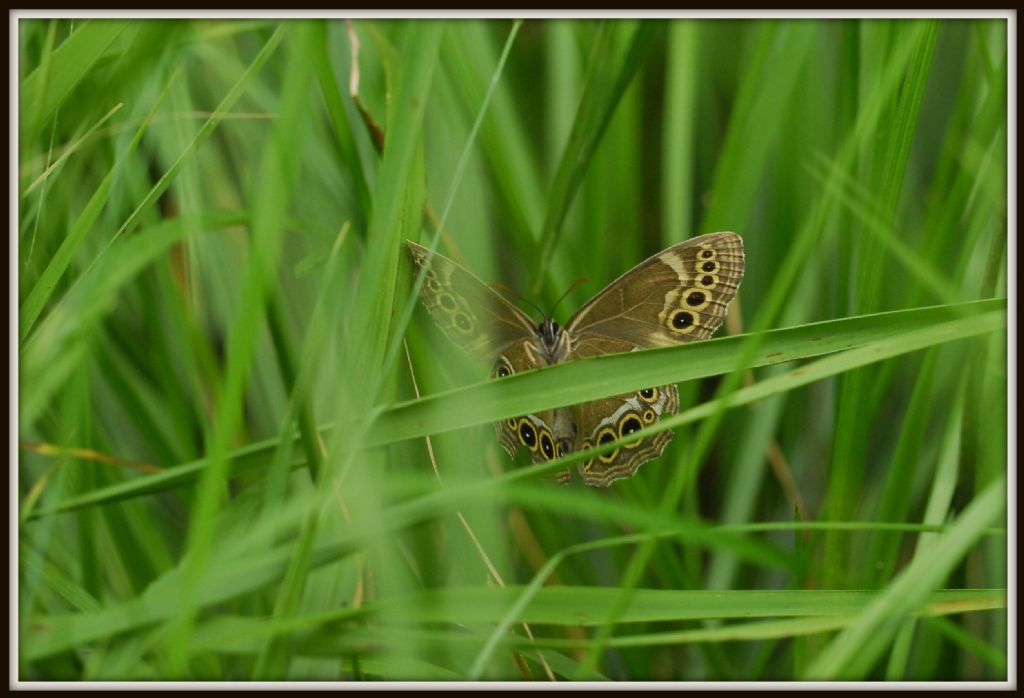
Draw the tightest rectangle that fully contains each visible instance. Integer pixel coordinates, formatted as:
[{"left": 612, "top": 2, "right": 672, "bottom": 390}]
[{"left": 17, "top": 18, "right": 1008, "bottom": 681}]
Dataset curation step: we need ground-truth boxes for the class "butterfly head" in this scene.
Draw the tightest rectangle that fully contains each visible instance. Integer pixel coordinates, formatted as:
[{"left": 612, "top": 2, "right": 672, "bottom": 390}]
[{"left": 537, "top": 317, "right": 570, "bottom": 362}]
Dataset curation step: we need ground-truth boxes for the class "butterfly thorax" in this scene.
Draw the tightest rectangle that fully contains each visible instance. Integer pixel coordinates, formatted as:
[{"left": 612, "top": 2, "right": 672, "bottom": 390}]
[{"left": 537, "top": 318, "right": 571, "bottom": 364}]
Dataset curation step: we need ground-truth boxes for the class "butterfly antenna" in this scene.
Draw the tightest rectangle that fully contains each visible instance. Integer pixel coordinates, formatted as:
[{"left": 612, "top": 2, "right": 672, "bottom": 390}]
[
  {"left": 547, "top": 277, "right": 590, "bottom": 318},
  {"left": 489, "top": 282, "right": 547, "bottom": 319}
]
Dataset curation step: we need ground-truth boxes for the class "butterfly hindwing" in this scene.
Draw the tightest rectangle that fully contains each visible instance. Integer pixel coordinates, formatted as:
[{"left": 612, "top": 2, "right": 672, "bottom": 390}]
[
  {"left": 572, "top": 384, "right": 679, "bottom": 487},
  {"left": 565, "top": 335, "right": 679, "bottom": 486},
  {"left": 491, "top": 339, "right": 566, "bottom": 471}
]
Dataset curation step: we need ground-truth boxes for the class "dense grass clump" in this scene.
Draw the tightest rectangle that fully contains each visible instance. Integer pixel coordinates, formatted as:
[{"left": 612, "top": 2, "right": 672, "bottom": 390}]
[{"left": 18, "top": 18, "right": 1008, "bottom": 681}]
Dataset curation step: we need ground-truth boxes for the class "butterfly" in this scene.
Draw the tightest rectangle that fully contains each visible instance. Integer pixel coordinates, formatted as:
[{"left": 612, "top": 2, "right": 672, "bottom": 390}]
[{"left": 406, "top": 232, "right": 744, "bottom": 486}]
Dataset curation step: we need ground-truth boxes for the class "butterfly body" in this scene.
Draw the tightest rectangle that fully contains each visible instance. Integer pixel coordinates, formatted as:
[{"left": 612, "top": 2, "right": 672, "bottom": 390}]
[{"left": 407, "top": 233, "right": 744, "bottom": 487}]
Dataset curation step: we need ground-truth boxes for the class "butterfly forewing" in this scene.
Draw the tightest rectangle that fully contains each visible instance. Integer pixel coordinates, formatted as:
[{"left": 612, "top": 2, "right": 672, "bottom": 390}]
[
  {"left": 406, "top": 242, "right": 564, "bottom": 469},
  {"left": 566, "top": 232, "right": 744, "bottom": 347},
  {"left": 407, "top": 241, "right": 536, "bottom": 360}
]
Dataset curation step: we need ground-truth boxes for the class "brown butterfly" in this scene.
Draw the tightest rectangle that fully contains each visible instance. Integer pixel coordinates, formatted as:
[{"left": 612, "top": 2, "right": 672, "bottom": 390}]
[{"left": 407, "top": 232, "right": 744, "bottom": 486}]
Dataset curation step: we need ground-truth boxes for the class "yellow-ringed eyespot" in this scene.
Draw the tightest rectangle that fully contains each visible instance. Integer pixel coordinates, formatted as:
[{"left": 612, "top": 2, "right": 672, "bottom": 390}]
[
  {"left": 696, "top": 273, "right": 718, "bottom": 289},
  {"left": 597, "top": 426, "right": 619, "bottom": 463},
  {"left": 699, "top": 248, "right": 716, "bottom": 260},
  {"left": 638, "top": 387, "right": 659, "bottom": 403},
  {"left": 580, "top": 440, "right": 594, "bottom": 469},
  {"left": 642, "top": 408, "right": 657, "bottom": 424},
  {"left": 493, "top": 358, "right": 514, "bottom": 379},
  {"left": 670, "top": 310, "right": 695, "bottom": 332},
  {"left": 426, "top": 277, "right": 442, "bottom": 292},
  {"left": 438, "top": 293, "right": 457, "bottom": 311},
  {"left": 699, "top": 260, "right": 718, "bottom": 273},
  {"left": 539, "top": 430, "right": 555, "bottom": 460},
  {"left": 684, "top": 289, "right": 709, "bottom": 310},
  {"left": 506, "top": 417, "right": 517, "bottom": 429},
  {"left": 618, "top": 413, "right": 644, "bottom": 448},
  {"left": 453, "top": 313, "right": 473, "bottom": 333},
  {"left": 517, "top": 419, "right": 538, "bottom": 450}
]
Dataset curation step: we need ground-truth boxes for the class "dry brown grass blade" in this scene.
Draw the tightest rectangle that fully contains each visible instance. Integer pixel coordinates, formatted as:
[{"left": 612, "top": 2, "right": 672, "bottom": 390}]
[{"left": 20, "top": 441, "right": 161, "bottom": 474}]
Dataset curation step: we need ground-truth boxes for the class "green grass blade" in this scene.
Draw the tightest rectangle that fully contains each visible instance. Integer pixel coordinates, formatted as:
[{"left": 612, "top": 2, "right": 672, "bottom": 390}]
[
  {"left": 378, "top": 301, "right": 1003, "bottom": 448},
  {"left": 532, "top": 20, "right": 662, "bottom": 294},
  {"left": 19, "top": 88, "right": 167, "bottom": 343},
  {"left": 20, "top": 210, "right": 248, "bottom": 426},
  {"left": 661, "top": 20, "right": 698, "bottom": 244},
  {"left": 26, "top": 299, "right": 1004, "bottom": 519},
  {"left": 20, "top": 19, "right": 133, "bottom": 147},
  {"left": 804, "top": 475, "right": 1007, "bottom": 679},
  {"left": 161, "top": 22, "right": 312, "bottom": 675}
]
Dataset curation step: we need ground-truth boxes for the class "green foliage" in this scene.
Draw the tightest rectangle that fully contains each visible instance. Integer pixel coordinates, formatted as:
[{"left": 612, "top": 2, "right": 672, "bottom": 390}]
[{"left": 18, "top": 18, "right": 1008, "bottom": 682}]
